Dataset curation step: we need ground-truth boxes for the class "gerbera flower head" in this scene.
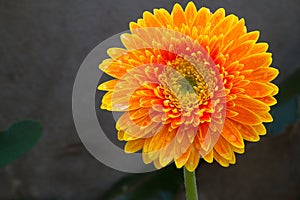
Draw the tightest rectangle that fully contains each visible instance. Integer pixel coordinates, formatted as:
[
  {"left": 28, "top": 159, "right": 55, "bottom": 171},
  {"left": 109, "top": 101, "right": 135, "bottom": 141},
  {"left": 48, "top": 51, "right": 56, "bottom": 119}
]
[{"left": 98, "top": 2, "right": 279, "bottom": 172}]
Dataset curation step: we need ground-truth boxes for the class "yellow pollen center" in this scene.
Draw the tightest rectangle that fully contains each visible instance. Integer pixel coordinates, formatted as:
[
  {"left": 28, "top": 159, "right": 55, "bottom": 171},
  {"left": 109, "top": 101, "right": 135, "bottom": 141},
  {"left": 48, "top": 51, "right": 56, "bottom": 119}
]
[
  {"left": 169, "top": 57, "right": 210, "bottom": 101},
  {"left": 158, "top": 56, "right": 211, "bottom": 114}
]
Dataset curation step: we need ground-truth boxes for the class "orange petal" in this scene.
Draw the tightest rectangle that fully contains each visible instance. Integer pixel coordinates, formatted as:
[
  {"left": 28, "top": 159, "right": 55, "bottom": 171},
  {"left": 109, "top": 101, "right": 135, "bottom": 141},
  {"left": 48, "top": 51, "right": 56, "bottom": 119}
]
[
  {"left": 222, "top": 118, "right": 244, "bottom": 148},
  {"left": 227, "top": 40, "right": 255, "bottom": 61},
  {"left": 130, "top": 114, "right": 151, "bottom": 127},
  {"left": 229, "top": 104, "right": 262, "bottom": 125},
  {"left": 266, "top": 82, "right": 279, "bottom": 96},
  {"left": 213, "top": 150, "right": 229, "bottom": 167},
  {"left": 101, "top": 92, "right": 113, "bottom": 110},
  {"left": 192, "top": 7, "right": 211, "bottom": 30},
  {"left": 142, "top": 138, "right": 153, "bottom": 164},
  {"left": 249, "top": 42, "right": 269, "bottom": 54},
  {"left": 99, "top": 59, "right": 132, "bottom": 78},
  {"left": 230, "top": 144, "right": 244, "bottom": 154},
  {"left": 256, "top": 96, "right": 277, "bottom": 106},
  {"left": 118, "top": 130, "right": 125, "bottom": 141},
  {"left": 226, "top": 108, "right": 239, "bottom": 118},
  {"left": 198, "top": 123, "right": 211, "bottom": 152},
  {"left": 172, "top": 3, "right": 186, "bottom": 28},
  {"left": 243, "top": 81, "right": 274, "bottom": 98},
  {"left": 153, "top": 8, "right": 172, "bottom": 27},
  {"left": 159, "top": 141, "right": 174, "bottom": 167},
  {"left": 240, "top": 53, "right": 272, "bottom": 70},
  {"left": 253, "top": 123, "right": 267, "bottom": 135},
  {"left": 120, "top": 33, "right": 147, "bottom": 52},
  {"left": 129, "top": 21, "right": 142, "bottom": 30},
  {"left": 214, "top": 136, "right": 233, "bottom": 160},
  {"left": 239, "top": 31, "right": 260, "bottom": 42},
  {"left": 124, "top": 139, "right": 145, "bottom": 153},
  {"left": 139, "top": 96, "right": 156, "bottom": 107},
  {"left": 143, "top": 11, "right": 162, "bottom": 27},
  {"left": 239, "top": 123, "right": 260, "bottom": 142},
  {"left": 210, "top": 14, "right": 237, "bottom": 37},
  {"left": 209, "top": 8, "right": 226, "bottom": 32},
  {"left": 153, "top": 158, "right": 163, "bottom": 169},
  {"left": 148, "top": 125, "right": 169, "bottom": 159},
  {"left": 107, "top": 48, "right": 128, "bottom": 59},
  {"left": 185, "top": 146, "right": 200, "bottom": 172},
  {"left": 259, "top": 112, "right": 273, "bottom": 122},
  {"left": 175, "top": 146, "right": 191, "bottom": 168},
  {"left": 234, "top": 95, "right": 270, "bottom": 113},
  {"left": 116, "top": 112, "right": 131, "bottom": 131},
  {"left": 248, "top": 67, "right": 279, "bottom": 82},
  {"left": 202, "top": 150, "right": 213, "bottom": 163},
  {"left": 129, "top": 108, "right": 150, "bottom": 120},
  {"left": 184, "top": 2, "right": 197, "bottom": 26},
  {"left": 223, "top": 19, "right": 246, "bottom": 46},
  {"left": 174, "top": 127, "right": 195, "bottom": 160},
  {"left": 98, "top": 79, "right": 118, "bottom": 91},
  {"left": 229, "top": 151, "right": 236, "bottom": 164}
]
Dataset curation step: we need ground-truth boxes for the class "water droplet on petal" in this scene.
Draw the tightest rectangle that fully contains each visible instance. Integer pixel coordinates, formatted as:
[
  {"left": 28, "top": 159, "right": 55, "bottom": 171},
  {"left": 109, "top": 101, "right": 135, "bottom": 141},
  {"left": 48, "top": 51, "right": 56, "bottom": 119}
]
[{"left": 228, "top": 134, "right": 237, "bottom": 142}]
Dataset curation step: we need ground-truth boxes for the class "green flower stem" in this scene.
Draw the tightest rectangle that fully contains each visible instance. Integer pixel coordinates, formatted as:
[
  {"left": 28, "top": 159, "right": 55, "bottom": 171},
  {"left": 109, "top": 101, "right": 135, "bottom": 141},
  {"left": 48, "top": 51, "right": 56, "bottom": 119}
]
[{"left": 184, "top": 167, "right": 198, "bottom": 200}]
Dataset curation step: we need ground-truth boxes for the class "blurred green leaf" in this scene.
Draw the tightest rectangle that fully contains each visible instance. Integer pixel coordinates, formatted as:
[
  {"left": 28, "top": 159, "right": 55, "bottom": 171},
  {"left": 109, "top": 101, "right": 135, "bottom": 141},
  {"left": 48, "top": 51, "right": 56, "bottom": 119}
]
[
  {"left": 0, "top": 120, "right": 42, "bottom": 168},
  {"left": 269, "top": 68, "right": 300, "bottom": 135},
  {"left": 102, "top": 164, "right": 183, "bottom": 200}
]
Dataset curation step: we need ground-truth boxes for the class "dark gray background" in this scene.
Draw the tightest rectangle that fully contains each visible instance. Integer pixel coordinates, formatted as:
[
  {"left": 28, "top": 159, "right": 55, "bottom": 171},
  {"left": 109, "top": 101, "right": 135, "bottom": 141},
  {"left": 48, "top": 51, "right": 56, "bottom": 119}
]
[{"left": 0, "top": 0, "right": 299, "bottom": 199}]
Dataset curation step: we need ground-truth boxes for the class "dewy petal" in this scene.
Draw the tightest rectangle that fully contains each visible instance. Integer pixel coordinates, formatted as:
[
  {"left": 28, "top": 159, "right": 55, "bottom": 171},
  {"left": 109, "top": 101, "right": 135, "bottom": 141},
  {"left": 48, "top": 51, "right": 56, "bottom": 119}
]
[
  {"left": 185, "top": 145, "right": 200, "bottom": 172},
  {"left": 229, "top": 104, "right": 262, "bottom": 125},
  {"left": 256, "top": 96, "right": 277, "bottom": 106},
  {"left": 248, "top": 67, "right": 279, "bottom": 82},
  {"left": 240, "top": 53, "right": 272, "bottom": 70},
  {"left": 222, "top": 119, "right": 244, "bottom": 148},
  {"left": 214, "top": 136, "right": 233, "bottom": 160},
  {"left": 234, "top": 95, "right": 270, "bottom": 113},
  {"left": 232, "top": 122, "right": 260, "bottom": 142},
  {"left": 243, "top": 81, "right": 274, "bottom": 98}
]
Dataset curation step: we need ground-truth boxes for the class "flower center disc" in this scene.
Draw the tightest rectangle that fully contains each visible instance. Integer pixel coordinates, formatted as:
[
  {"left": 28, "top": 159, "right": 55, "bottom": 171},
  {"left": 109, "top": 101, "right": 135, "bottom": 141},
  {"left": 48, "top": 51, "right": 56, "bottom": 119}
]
[{"left": 158, "top": 56, "right": 211, "bottom": 112}]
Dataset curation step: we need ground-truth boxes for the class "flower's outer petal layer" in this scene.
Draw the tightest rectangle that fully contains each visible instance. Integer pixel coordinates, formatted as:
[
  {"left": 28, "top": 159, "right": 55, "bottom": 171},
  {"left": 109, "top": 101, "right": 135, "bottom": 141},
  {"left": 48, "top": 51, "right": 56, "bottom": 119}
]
[{"left": 98, "top": 2, "right": 279, "bottom": 170}]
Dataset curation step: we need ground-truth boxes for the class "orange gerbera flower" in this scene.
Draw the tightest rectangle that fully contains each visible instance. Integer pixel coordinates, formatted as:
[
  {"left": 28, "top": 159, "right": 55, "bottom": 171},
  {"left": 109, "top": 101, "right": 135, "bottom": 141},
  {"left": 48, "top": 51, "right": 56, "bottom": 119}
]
[{"left": 98, "top": 2, "right": 279, "bottom": 172}]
